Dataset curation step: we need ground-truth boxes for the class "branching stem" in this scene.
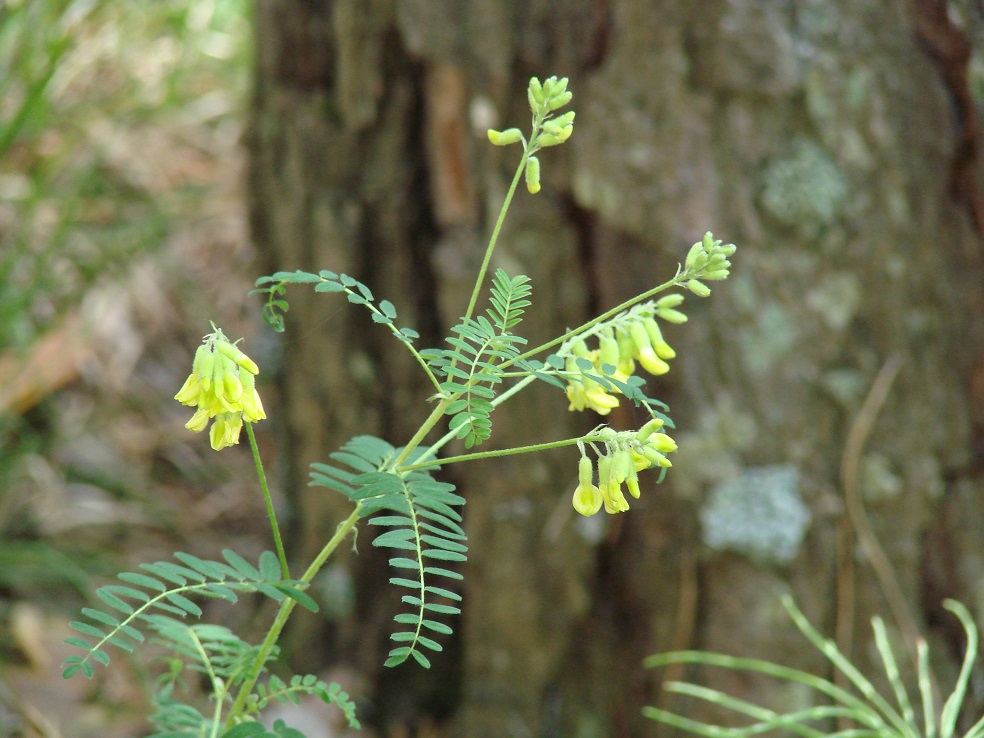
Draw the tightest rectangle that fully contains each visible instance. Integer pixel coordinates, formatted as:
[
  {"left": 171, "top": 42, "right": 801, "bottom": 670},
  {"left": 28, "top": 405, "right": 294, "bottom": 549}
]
[
  {"left": 224, "top": 505, "right": 362, "bottom": 729},
  {"left": 506, "top": 271, "right": 690, "bottom": 368}
]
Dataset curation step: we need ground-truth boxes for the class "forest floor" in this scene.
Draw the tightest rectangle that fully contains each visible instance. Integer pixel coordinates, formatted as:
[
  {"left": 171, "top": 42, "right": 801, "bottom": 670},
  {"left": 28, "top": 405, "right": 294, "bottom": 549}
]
[{"left": 0, "top": 3, "right": 307, "bottom": 736}]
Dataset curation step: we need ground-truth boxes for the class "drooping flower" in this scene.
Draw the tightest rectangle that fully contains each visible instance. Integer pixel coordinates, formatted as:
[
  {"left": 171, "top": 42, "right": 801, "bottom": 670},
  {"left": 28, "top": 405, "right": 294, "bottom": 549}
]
[
  {"left": 572, "top": 456, "right": 603, "bottom": 516},
  {"left": 175, "top": 326, "right": 265, "bottom": 450},
  {"left": 560, "top": 305, "right": 681, "bottom": 417},
  {"left": 571, "top": 421, "right": 678, "bottom": 517}
]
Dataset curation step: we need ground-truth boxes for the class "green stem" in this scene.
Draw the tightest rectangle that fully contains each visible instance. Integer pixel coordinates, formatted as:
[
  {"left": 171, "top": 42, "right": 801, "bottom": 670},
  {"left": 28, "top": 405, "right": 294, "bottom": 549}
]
[
  {"left": 388, "top": 398, "right": 452, "bottom": 470},
  {"left": 398, "top": 434, "right": 611, "bottom": 473},
  {"left": 246, "top": 422, "right": 289, "bottom": 579},
  {"left": 223, "top": 505, "right": 362, "bottom": 730},
  {"left": 196, "top": 634, "right": 224, "bottom": 738},
  {"left": 411, "top": 374, "right": 538, "bottom": 464},
  {"left": 343, "top": 285, "right": 443, "bottom": 394},
  {"left": 461, "top": 145, "right": 530, "bottom": 323},
  {"left": 503, "top": 271, "right": 690, "bottom": 368}
]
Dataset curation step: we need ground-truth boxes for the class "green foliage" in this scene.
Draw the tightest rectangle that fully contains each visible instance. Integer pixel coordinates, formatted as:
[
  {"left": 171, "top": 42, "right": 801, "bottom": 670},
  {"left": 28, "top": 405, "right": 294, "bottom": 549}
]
[
  {"left": 421, "top": 270, "right": 531, "bottom": 447},
  {"left": 248, "top": 673, "right": 359, "bottom": 729},
  {"left": 62, "top": 549, "right": 317, "bottom": 680},
  {"left": 310, "top": 435, "right": 466, "bottom": 668},
  {"left": 52, "top": 73, "right": 737, "bottom": 736},
  {"left": 148, "top": 659, "right": 359, "bottom": 737},
  {"left": 251, "top": 270, "right": 419, "bottom": 345},
  {"left": 645, "top": 597, "right": 984, "bottom": 738}
]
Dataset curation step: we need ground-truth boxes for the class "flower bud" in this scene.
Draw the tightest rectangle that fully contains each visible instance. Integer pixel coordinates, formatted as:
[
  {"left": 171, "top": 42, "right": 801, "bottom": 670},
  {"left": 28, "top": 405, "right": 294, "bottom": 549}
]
[
  {"left": 487, "top": 127, "right": 523, "bottom": 146},
  {"left": 541, "top": 76, "right": 558, "bottom": 99},
  {"left": 615, "top": 449, "right": 636, "bottom": 483},
  {"left": 702, "top": 231, "right": 715, "bottom": 251},
  {"left": 537, "top": 122, "right": 574, "bottom": 146},
  {"left": 528, "top": 77, "right": 544, "bottom": 105},
  {"left": 525, "top": 155, "right": 541, "bottom": 194},
  {"left": 656, "top": 307, "right": 688, "bottom": 324},
  {"left": 635, "top": 417, "right": 665, "bottom": 442},
  {"left": 650, "top": 432, "right": 678, "bottom": 453},
  {"left": 548, "top": 90, "right": 573, "bottom": 111},
  {"left": 655, "top": 293, "right": 685, "bottom": 310},
  {"left": 686, "top": 279, "right": 711, "bottom": 297},
  {"left": 216, "top": 339, "right": 260, "bottom": 375},
  {"left": 684, "top": 242, "right": 705, "bottom": 271},
  {"left": 701, "top": 269, "right": 730, "bottom": 280},
  {"left": 639, "top": 447, "right": 665, "bottom": 467},
  {"left": 546, "top": 111, "right": 575, "bottom": 129}
]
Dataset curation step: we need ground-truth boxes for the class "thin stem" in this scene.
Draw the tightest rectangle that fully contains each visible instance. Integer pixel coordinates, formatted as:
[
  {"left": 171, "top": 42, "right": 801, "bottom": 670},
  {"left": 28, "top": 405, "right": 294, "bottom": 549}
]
[
  {"left": 462, "top": 145, "right": 530, "bottom": 323},
  {"left": 342, "top": 284, "right": 443, "bottom": 394},
  {"left": 245, "top": 422, "right": 289, "bottom": 579},
  {"left": 503, "top": 271, "right": 689, "bottom": 368},
  {"left": 388, "top": 399, "right": 452, "bottom": 470},
  {"left": 399, "top": 436, "right": 591, "bottom": 473},
  {"left": 194, "top": 632, "right": 224, "bottom": 738},
  {"left": 413, "top": 374, "right": 539, "bottom": 463},
  {"left": 223, "top": 505, "right": 362, "bottom": 729}
]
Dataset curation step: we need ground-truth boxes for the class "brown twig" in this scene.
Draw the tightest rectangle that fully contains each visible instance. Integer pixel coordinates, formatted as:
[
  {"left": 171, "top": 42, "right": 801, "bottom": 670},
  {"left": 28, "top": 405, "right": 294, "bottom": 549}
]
[{"left": 837, "top": 355, "right": 923, "bottom": 677}]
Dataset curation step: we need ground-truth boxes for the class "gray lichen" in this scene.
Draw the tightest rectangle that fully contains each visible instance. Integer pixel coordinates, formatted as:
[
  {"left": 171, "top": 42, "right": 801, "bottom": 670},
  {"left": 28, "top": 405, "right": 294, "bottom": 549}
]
[
  {"left": 700, "top": 464, "right": 811, "bottom": 566},
  {"left": 761, "top": 138, "right": 848, "bottom": 234}
]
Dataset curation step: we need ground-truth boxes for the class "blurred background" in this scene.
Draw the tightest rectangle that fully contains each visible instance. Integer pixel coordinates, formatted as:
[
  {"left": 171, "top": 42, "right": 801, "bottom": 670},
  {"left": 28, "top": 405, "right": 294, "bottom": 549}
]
[{"left": 2, "top": 1, "right": 984, "bottom": 737}]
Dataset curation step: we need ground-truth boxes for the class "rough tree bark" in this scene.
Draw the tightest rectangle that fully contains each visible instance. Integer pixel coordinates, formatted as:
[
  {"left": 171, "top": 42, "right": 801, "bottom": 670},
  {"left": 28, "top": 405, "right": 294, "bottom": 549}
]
[{"left": 247, "top": 1, "right": 984, "bottom": 736}]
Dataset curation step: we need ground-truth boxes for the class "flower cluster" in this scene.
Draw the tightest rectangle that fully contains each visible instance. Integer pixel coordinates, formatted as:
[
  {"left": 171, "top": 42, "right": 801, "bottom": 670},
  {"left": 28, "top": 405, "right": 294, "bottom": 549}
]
[
  {"left": 487, "top": 76, "right": 575, "bottom": 195},
  {"left": 175, "top": 327, "right": 265, "bottom": 451},
  {"left": 683, "top": 231, "right": 736, "bottom": 296},
  {"left": 562, "top": 298, "right": 684, "bottom": 416},
  {"left": 572, "top": 421, "right": 678, "bottom": 516}
]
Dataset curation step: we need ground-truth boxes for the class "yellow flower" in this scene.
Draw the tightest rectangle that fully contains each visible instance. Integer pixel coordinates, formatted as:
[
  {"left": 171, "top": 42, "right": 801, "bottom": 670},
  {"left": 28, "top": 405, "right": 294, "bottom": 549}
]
[
  {"left": 209, "top": 412, "right": 243, "bottom": 451},
  {"left": 565, "top": 354, "right": 620, "bottom": 415},
  {"left": 629, "top": 322, "right": 670, "bottom": 376},
  {"left": 572, "top": 455, "right": 603, "bottom": 516},
  {"left": 600, "top": 477, "right": 629, "bottom": 514},
  {"left": 573, "top": 483, "right": 603, "bottom": 516},
  {"left": 176, "top": 327, "right": 264, "bottom": 450}
]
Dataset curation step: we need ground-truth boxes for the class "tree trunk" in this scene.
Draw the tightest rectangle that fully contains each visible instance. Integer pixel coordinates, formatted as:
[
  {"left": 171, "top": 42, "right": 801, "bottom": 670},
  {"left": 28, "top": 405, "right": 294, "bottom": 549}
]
[{"left": 247, "top": 1, "right": 984, "bottom": 735}]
